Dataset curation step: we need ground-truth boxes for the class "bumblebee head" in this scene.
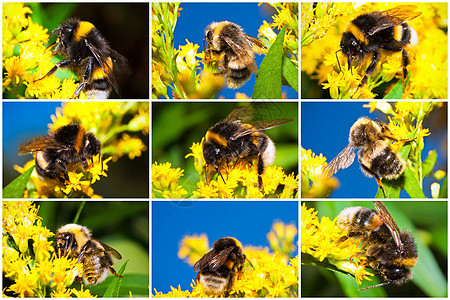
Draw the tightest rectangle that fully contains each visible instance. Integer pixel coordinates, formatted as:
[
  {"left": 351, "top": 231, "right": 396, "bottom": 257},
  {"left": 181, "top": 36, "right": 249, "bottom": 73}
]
[
  {"left": 83, "top": 133, "right": 102, "bottom": 158},
  {"left": 336, "top": 32, "right": 362, "bottom": 73},
  {"left": 350, "top": 119, "right": 370, "bottom": 147},
  {"left": 49, "top": 19, "right": 79, "bottom": 55},
  {"left": 202, "top": 139, "right": 219, "bottom": 165}
]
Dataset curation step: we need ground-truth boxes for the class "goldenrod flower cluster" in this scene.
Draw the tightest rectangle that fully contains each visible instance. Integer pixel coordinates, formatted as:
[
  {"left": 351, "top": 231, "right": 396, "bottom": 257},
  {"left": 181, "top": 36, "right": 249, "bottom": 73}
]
[
  {"left": 2, "top": 3, "right": 88, "bottom": 99},
  {"left": 363, "top": 101, "right": 444, "bottom": 196},
  {"left": 152, "top": 3, "right": 298, "bottom": 99},
  {"left": 267, "top": 221, "right": 297, "bottom": 256},
  {"left": 178, "top": 234, "right": 210, "bottom": 266},
  {"left": 153, "top": 222, "right": 298, "bottom": 297},
  {"left": 152, "top": 2, "right": 223, "bottom": 99},
  {"left": 152, "top": 140, "right": 298, "bottom": 198},
  {"left": 302, "top": 101, "right": 443, "bottom": 198},
  {"left": 3, "top": 201, "right": 95, "bottom": 298},
  {"left": 301, "top": 3, "right": 448, "bottom": 99},
  {"left": 152, "top": 162, "right": 188, "bottom": 198},
  {"left": 14, "top": 102, "right": 149, "bottom": 198},
  {"left": 301, "top": 147, "right": 338, "bottom": 198},
  {"left": 261, "top": 3, "right": 298, "bottom": 67},
  {"left": 301, "top": 203, "right": 373, "bottom": 285}
]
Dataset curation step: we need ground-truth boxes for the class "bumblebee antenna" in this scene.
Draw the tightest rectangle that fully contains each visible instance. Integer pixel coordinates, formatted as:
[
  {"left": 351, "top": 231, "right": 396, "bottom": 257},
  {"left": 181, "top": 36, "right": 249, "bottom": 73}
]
[
  {"left": 203, "top": 36, "right": 210, "bottom": 60},
  {"left": 215, "top": 166, "right": 226, "bottom": 184},
  {"left": 246, "top": 257, "right": 255, "bottom": 269},
  {"left": 358, "top": 280, "right": 393, "bottom": 291},
  {"left": 335, "top": 49, "right": 343, "bottom": 72}
]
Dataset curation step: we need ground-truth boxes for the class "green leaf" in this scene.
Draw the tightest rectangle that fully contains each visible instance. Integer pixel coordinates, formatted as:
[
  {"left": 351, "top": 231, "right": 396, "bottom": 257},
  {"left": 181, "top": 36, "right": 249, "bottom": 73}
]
[
  {"left": 103, "top": 260, "right": 129, "bottom": 297},
  {"left": 3, "top": 166, "right": 34, "bottom": 198},
  {"left": 383, "top": 78, "right": 404, "bottom": 99},
  {"left": 282, "top": 55, "right": 298, "bottom": 92},
  {"left": 252, "top": 26, "right": 286, "bottom": 99},
  {"left": 384, "top": 71, "right": 411, "bottom": 99},
  {"left": 315, "top": 201, "right": 446, "bottom": 297},
  {"left": 403, "top": 168, "right": 426, "bottom": 198},
  {"left": 422, "top": 150, "right": 437, "bottom": 178},
  {"left": 301, "top": 253, "right": 356, "bottom": 277},
  {"left": 375, "top": 141, "right": 424, "bottom": 198},
  {"left": 88, "top": 274, "right": 150, "bottom": 297},
  {"left": 438, "top": 175, "right": 447, "bottom": 198}
]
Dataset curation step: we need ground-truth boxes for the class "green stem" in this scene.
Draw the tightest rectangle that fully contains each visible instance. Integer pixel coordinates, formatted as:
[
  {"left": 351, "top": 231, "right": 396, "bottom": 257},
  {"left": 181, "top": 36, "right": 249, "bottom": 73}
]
[{"left": 73, "top": 201, "right": 85, "bottom": 224}]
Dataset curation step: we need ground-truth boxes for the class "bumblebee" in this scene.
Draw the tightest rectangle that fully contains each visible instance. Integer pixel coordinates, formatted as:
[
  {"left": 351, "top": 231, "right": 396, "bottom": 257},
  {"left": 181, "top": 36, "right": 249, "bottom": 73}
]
[
  {"left": 193, "top": 237, "right": 247, "bottom": 296},
  {"left": 204, "top": 21, "right": 266, "bottom": 88},
  {"left": 35, "top": 18, "right": 130, "bottom": 99},
  {"left": 325, "top": 117, "right": 414, "bottom": 197},
  {"left": 202, "top": 106, "right": 293, "bottom": 190},
  {"left": 55, "top": 224, "right": 122, "bottom": 286},
  {"left": 18, "top": 124, "right": 101, "bottom": 183},
  {"left": 336, "top": 5, "right": 421, "bottom": 88},
  {"left": 337, "top": 201, "right": 418, "bottom": 290}
]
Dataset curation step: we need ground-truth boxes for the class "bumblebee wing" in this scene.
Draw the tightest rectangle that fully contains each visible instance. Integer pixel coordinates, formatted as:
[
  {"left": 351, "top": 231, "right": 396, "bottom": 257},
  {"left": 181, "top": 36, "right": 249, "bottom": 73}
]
[
  {"left": 208, "top": 246, "right": 234, "bottom": 271},
  {"left": 244, "top": 34, "right": 266, "bottom": 55},
  {"left": 230, "top": 118, "right": 294, "bottom": 140},
  {"left": 369, "top": 5, "right": 422, "bottom": 35},
  {"left": 193, "top": 249, "right": 216, "bottom": 271},
  {"left": 222, "top": 35, "right": 257, "bottom": 73},
  {"left": 225, "top": 106, "right": 253, "bottom": 123},
  {"left": 110, "top": 49, "right": 132, "bottom": 75},
  {"left": 372, "top": 201, "right": 403, "bottom": 249},
  {"left": 96, "top": 239, "right": 122, "bottom": 260},
  {"left": 84, "top": 40, "right": 122, "bottom": 96},
  {"left": 324, "top": 144, "right": 356, "bottom": 176},
  {"left": 18, "top": 135, "right": 65, "bottom": 155}
]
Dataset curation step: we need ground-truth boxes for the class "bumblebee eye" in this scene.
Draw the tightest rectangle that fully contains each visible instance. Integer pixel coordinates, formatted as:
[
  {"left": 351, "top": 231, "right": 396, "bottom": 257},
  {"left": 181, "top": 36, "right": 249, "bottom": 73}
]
[
  {"left": 207, "top": 30, "right": 213, "bottom": 41},
  {"left": 350, "top": 40, "right": 358, "bottom": 52},
  {"left": 215, "top": 149, "right": 220, "bottom": 154}
]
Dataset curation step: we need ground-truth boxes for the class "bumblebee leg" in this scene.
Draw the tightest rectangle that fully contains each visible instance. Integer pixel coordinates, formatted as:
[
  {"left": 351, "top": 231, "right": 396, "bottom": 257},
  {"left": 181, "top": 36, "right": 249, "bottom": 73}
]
[
  {"left": 73, "top": 57, "right": 94, "bottom": 98},
  {"left": 224, "top": 269, "right": 236, "bottom": 297},
  {"left": 359, "top": 52, "right": 380, "bottom": 88},
  {"left": 204, "top": 164, "right": 210, "bottom": 184},
  {"left": 359, "top": 162, "right": 387, "bottom": 197},
  {"left": 36, "top": 157, "right": 69, "bottom": 183},
  {"left": 257, "top": 154, "right": 264, "bottom": 191},
  {"left": 215, "top": 165, "right": 226, "bottom": 184},
  {"left": 108, "top": 265, "right": 123, "bottom": 278},
  {"left": 401, "top": 49, "right": 409, "bottom": 89},
  {"left": 34, "top": 59, "right": 76, "bottom": 82},
  {"left": 374, "top": 176, "right": 387, "bottom": 198}
]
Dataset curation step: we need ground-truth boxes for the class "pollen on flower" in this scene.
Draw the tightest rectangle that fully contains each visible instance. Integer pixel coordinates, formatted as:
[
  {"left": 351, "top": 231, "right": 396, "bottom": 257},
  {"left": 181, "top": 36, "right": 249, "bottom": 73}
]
[
  {"left": 3, "top": 201, "right": 93, "bottom": 297},
  {"left": 154, "top": 230, "right": 298, "bottom": 298},
  {"left": 301, "top": 203, "right": 373, "bottom": 285}
]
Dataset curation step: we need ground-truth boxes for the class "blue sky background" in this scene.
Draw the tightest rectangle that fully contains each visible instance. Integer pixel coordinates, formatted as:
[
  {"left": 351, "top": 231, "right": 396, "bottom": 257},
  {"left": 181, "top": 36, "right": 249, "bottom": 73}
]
[
  {"left": 3, "top": 102, "right": 62, "bottom": 186},
  {"left": 301, "top": 102, "right": 447, "bottom": 198},
  {"left": 152, "top": 201, "right": 298, "bottom": 294},
  {"left": 172, "top": 2, "right": 298, "bottom": 99},
  {"left": 3, "top": 102, "right": 149, "bottom": 197}
]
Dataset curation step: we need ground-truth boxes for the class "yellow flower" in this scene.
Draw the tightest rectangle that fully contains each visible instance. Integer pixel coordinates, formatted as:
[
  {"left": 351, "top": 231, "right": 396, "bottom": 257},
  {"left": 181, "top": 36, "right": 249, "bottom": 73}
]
[
  {"left": 187, "top": 141, "right": 298, "bottom": 199},
  {"left": 152, "top": 162, "right": 188, "bottom": 198},
  {"left": 178, "top": 234, "right": 210, "bottom": 266},
  {"left": 71, "top": 285, "right": 97, "bottom": 298},
  {"left": 8, "top": 271, "right": 39, "bottom": 297},
  {"left": 50, "top": 285, "right": 74, "bottom": 298},
  {"left": 301, "top": 204, "right": 373, "bottom": 285},
  {"left": 155, "top": 231, "right": 298, "bottom": 297},
  {"left": 3, "top": 3, "right": 32, "bottom": 31},
  {"left": 185, "top": 139, "right": 205, "bottom": 175},
  {"left": 301, "top": 147, "right": 339, "bottom": 198},
  {"left": 192, "top": 180, "right": 219, "bottom": 199},
  {"left": 303, "top": 3, "right": 448, "bottom": 99},
  {"left": 13, "top": 102, "right": 148, "bottom": 198},
  {"left": 3, "top": 201, "right": 92, "bottom": 297}
]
